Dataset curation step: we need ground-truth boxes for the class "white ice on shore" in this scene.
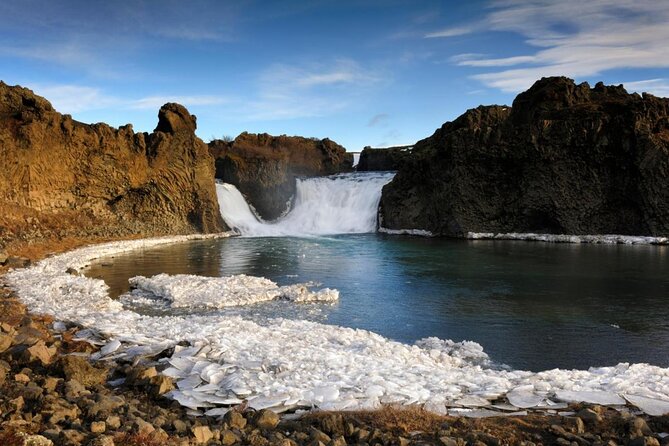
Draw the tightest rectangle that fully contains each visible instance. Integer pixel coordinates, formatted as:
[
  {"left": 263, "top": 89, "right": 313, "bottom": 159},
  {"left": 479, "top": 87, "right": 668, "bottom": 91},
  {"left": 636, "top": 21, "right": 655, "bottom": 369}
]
[
  {"left": 378, "top": 227, "right": 434, "bottom": 237},
  {"left": 127, "top": 273, "right": 338, "bottom": 309},
  {"left": 467, "top": 232, "right": 669, "bottom": 245},
  {"left": 5, "top": 235, "right": 669, "bottom": 416}
]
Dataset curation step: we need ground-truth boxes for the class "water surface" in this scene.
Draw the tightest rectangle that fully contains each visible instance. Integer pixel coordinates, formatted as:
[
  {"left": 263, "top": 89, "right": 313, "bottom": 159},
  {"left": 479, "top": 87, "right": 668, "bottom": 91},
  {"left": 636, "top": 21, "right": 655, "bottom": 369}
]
[{"left": 86, "top": 234, "right": 669, "bottom": 372}]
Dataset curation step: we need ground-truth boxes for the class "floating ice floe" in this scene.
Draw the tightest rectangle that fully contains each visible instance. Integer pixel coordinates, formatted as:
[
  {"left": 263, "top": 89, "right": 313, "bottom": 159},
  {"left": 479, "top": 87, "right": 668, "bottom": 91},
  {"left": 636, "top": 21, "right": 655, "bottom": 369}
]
[
  {"left": 125, "top": 273, "right": 338, "bottom": 309},
  {"left": 467, "top": 232, "right": 669, "bottom": 245},
  {"left": 5, "top": 234, "right": 669, "bottom": 416}
]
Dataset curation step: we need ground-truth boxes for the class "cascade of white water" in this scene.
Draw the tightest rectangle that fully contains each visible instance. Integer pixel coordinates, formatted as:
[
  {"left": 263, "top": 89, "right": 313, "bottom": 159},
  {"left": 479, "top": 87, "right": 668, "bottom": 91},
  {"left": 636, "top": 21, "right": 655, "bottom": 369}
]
[{"left": 216, "top": 172, "right": 395, "bottom": 237}]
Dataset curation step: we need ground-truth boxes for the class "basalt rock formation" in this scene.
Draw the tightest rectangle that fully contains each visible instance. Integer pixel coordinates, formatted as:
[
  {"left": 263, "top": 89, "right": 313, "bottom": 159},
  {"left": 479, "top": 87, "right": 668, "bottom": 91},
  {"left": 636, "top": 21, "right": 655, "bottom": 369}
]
[
  {"left": 209, "top": 133, "right": 353, "bottom": 220},
  {"left": 0, "top": 82, "right": 225, "bottom": 246},
  {"left": 357, "top": 145, "right": 412, "bottom": 171},
  {"left": 380, "top": 77, "right": 669, "bottom": 236}
]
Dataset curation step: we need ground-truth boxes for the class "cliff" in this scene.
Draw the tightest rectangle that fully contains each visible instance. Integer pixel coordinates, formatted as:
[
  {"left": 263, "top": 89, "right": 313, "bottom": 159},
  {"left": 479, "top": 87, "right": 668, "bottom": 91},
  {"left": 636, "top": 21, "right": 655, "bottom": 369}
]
[
  {"left": 380, "top": 77, "right": 669, "bottom": 236},
  {"left": 357, "top": 145, "right": 412, "bottom": 171},
  {"left": 0, "top": 82, "right": 225, "bottom": 247},
  {"left": 209, "top": 133, "right": 353, "bottom": 220}
]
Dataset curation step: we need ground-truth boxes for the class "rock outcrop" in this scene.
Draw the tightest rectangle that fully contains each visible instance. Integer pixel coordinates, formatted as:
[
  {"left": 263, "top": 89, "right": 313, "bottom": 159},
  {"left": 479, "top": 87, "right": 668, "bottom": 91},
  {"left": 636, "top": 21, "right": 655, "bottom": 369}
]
[
  {"left": 357, "top": 145, "right": 412, "bottom": 171},
  {"left": 0, "top": 82, "right": 225, "bottom": 246},
  {"left": 209, "top": 133, "right": 353, "bottom": 220},
  {"left": 380, "top": 77, "right": 669, "bottom": 236}
]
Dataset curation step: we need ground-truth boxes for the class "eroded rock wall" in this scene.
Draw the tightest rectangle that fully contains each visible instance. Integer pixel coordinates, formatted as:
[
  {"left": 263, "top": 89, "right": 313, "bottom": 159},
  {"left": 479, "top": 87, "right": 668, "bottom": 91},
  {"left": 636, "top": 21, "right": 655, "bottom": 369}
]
[
  {"left": 380, "top": 77, "right": 669, "bottom": 236},
  {"left": 0, "top": 82, "right": 225, "bottom": 245},
  {"left": 209, "top": 133, "right": 352, "bottom": 220}
]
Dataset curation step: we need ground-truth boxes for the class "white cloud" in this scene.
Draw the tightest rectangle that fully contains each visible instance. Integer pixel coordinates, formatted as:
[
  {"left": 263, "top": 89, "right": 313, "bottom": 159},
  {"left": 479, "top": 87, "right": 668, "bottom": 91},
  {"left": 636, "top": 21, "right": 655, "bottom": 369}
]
[
  {"left": 28, "top": 85, "right": 119, "bottom": 114},
  {"left": 623, "top": 79, "right": 669, "bottom": 97},
  {"left": 131, "top": 96, "right": 229, "bottom": 110},
  {"left": 27, "top": 84, "right": 229, "bottom": 115},
  {"left": 425, "top": 25, "right": 479, "bottom": 39},
  {"left": 430, "top": 0, "right": 669, "bottom": 93},
  {"left": 247, "top": 59, "right": 384, "bottom": 120}
]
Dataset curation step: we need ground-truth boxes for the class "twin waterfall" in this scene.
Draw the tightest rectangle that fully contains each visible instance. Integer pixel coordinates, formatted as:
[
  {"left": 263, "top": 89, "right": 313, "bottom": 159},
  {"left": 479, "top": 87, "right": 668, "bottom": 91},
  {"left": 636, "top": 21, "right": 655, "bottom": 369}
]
[{"left": 216, "top": 172, "right": 395, "bottom": 237}]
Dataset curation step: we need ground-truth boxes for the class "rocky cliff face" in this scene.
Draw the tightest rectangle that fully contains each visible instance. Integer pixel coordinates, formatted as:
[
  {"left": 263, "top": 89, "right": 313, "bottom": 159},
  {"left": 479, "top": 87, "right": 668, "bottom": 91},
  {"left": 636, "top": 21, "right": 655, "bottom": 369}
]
[
  {"left": 381, "top": 77, "right": 669, "bottom": 236},
  {"left": 357, "top": 146, "right": 412, "bottom": 171},
  {"left": 209, "top": 133, "right": 353, "bottom": 220},
  {"left": 0, "top": 82, "right": 225, "bottom": 246}
]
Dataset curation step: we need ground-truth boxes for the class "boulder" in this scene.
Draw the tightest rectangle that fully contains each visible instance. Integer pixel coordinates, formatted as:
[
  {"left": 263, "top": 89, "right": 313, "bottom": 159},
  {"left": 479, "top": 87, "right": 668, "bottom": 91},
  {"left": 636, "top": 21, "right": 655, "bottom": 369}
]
[
  {"left": 58, "top": 356, "right": 108, "bottom": 387},
  {"left": 0, "top": 82, "right": 226, "bottom": 243},
  {"left": 381, "top": 77, "right": 669, "bottom": 236},
  {"left": 210, "top": 132, "right": 353, "bottom": 220}
]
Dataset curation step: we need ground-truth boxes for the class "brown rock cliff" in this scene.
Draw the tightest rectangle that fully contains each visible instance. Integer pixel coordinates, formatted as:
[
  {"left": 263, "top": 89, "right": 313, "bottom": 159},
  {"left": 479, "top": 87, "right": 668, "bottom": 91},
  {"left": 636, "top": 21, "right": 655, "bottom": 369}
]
[
  {"left": 380, "top": 77, "right": 669, "bottom": 236},
  {"left": 0, "top": 82, "right": 225, "bottom": 247}
]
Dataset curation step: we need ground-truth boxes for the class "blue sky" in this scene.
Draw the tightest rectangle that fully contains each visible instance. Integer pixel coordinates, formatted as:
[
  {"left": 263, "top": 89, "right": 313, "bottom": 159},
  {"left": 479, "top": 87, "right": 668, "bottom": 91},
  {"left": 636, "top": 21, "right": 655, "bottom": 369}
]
[{"left": 2, "top": 0, "right": 668, "bottom": 151}]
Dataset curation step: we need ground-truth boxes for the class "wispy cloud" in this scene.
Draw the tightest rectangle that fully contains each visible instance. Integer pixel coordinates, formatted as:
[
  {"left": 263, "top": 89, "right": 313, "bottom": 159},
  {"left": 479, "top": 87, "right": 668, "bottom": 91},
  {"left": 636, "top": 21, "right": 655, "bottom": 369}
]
[
  {"left": 367, "top": 113, "right": 389, "bottom": 127},
  {"left": 248, "top": 59, "right": 384, "bottom": 120},
  {"left": 27, "top": 84, "right": 229, "bottom": 115},
  {"left": 28, "top": 85, "right": 120, "bottom": 113},
  {"left": 425, "top": 25, "right": 479, "bottom": 39},
  {"left": 429, "top": 0, "right": 669, "bottom": 93},
  {"left": 623, "top": 79, "right": 669, "bottom": 97},
  {"left": 130, "top": 95, "right": 229, "bottom": 110}
]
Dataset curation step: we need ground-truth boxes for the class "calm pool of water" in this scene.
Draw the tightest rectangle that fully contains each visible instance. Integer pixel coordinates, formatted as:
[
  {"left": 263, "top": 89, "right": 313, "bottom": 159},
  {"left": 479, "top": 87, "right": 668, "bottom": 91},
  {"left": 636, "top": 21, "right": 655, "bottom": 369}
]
[{"left": 86, "top": 235, "right": 669, "bottom": 372}]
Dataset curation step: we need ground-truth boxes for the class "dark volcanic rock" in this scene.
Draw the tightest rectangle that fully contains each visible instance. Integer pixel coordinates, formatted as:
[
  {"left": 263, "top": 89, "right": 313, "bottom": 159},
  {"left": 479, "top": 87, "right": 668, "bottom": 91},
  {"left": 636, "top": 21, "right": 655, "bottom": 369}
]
[
  {"left": 357, "top": 145, "right": 412, "bottom": 171},
  {"left": 209, "top": 133, "right": 353, "bottom": 220},
  {"left": 0, "top": 82, "right": 226, "bottom": 238},
  {"left": 380, "top": 77, "right": 669, "bottom": 236}
]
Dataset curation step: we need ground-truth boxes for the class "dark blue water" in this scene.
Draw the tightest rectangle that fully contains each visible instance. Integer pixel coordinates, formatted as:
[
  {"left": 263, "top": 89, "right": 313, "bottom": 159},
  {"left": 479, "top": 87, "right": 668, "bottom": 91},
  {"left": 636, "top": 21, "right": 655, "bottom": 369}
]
[{"left": 87, "top": 234, "right": 669, "bottom": 372}]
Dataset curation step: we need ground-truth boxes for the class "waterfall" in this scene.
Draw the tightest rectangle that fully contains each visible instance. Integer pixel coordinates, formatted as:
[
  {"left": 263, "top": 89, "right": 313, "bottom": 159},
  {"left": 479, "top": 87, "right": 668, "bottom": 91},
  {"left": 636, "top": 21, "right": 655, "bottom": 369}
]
[{"left": 216, "top": 172, "right": 395, "bottom": 237}]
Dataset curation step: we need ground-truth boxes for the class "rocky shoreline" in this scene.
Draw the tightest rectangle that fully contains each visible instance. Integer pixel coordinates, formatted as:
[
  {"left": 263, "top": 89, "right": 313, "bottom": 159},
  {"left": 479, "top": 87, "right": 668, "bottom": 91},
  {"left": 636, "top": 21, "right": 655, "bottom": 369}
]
[{"left": 1, "top": 240, "right": 669, "bottom": 446}]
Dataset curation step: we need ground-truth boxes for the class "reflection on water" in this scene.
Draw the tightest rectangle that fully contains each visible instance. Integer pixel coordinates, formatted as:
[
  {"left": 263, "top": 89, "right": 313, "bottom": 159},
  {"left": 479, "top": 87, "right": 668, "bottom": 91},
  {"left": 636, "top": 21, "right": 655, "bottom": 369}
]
[{"left": 86, "top": 235, "right": 669, "bottom": 371}]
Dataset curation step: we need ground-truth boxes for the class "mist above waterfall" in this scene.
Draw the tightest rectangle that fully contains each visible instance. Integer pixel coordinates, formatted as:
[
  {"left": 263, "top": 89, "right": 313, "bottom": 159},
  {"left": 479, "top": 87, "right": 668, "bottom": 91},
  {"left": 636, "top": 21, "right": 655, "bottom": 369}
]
[{"left": 216, "top": 172, "right": 395, "bottom": 237}]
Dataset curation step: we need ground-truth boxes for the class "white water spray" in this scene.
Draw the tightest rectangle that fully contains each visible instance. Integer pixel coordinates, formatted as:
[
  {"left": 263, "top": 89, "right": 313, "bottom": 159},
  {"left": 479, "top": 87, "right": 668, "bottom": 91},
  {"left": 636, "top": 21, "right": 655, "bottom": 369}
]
[{"left": 216, "top": 172, "right": 395, "bottom": 237}]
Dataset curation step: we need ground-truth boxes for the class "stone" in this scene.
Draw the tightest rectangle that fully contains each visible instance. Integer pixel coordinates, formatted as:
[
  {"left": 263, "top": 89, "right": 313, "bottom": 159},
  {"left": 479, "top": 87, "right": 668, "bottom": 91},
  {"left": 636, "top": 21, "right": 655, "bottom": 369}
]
[
  {"left": 87, "top": 395, "right": 124, "bottom": 418},
  {"left": 254, "top": 409, "right": 280, "bottom": 429},
  {"left": 59, "top": 356, "right": 108, "bottom": 387},
  {"left": 21, "top": 434, "right": 54, "bottom": 446},
  {"left": 173, "top": 419, "right": 188, "bottom": 433},
  {"left": 223, "top": 410, "right": 247, "bottom": 429},
  {"left": 191, "top": 425, "right": 214, "bottom": 444},
  {"left": 9, "top": 395, "right": 25, "bottom": 412},
  {"left": 14, "top": 373, "right": 30, "bottom": 383},
  {"left": 105, "top": 415, "right": 121, "bottom": 429},
  {"left": 440, "top": 437, "right": 459, "bottom": 446},
  {"left": 0, "top": 332, "right": 12, "bottom": 352},
  {"left": 60, "top": 429, "right": 86, "bottom": 446},
  {"left": 91, "top": 421, "right": 106, "bottom": 433},
  {"left": 221, "top": 429, "right": 240, "bottom": 446},
  {"left": 329, "top": 435, "right": 347, "bottom": 446},
  {"left": 0, "top": 250, "right": 8, "bottom": 265},
  {"left": 577, "top": 408, "right": 602, "bottom": 423},
  {"left": 43, "top": 377, "right": 61, "bottom": 393},
  {"left": 629, "top": 417, "right": 654, "bottom": 438},
  {"left": 87, "top": 436, "right": 115, "bottom": 446},
  {"left": 310, "top": 428, "right": 331, "bottom": 444},
  {"left": 24, "top": 340, "right": 57, "bottom": 365},
  {"left": 150, "top": 375, "right": 174, "bottom": 395},
  {"left": 563, "top": 416, "right": 585, "bottom": 434},
  {"left": 629, "top": 437, "right": 661, "bottom": 446}
]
